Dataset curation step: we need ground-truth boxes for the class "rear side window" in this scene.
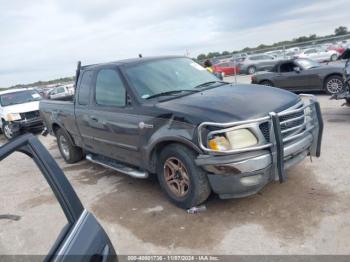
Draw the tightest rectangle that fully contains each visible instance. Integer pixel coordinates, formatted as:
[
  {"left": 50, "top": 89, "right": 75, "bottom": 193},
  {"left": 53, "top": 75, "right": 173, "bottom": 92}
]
[
  {"left": 249, "top": 56, "right": 261, "bottom": 61},
  {"left": 95, "top": 69, "right": 126, "bottom": 107},
  {"left": 78, "top": 71, "right": 93, "bottom": 105}
]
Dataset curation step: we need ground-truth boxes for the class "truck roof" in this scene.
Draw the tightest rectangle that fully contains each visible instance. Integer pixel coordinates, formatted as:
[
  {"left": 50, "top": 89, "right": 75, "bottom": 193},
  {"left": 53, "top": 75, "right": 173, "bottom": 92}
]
[
  {"left": 81, "top": 56, "right": 184, "bottom": 70},
  {"left": 0, "top": 88, "right": 34, "bottom": 95}
]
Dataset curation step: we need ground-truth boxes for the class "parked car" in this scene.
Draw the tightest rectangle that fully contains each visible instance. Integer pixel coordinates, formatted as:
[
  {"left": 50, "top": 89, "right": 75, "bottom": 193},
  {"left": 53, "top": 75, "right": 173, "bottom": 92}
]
[
  {"left": 265, "top": 50, "right": 284, "bottom": 59},
  {"left": 0, "top": 88, "right": 43, "bottom": 139},
  {"left": 0, "top": 134, "right": 117, "bottom": 260},
  {"left": 295, "top": 48, "right": 339, "bottom": 62},
  {"left": 40, "top": 56, "right": 323, "bottom": 209},
  {"left": 237, "top": 54, "right": 279, "bottom": 74},
  {"left": 212, "top": 62, "right": 240, "bottom": 76},
  {"left": 327, "top": 45, "right": 346, "bottom": 56},
  {"left": 49, "top": 85, "right": 74, "bottom": 100},
  {"left": 251, "top": 58, "right": 344, "bottom": 94}
]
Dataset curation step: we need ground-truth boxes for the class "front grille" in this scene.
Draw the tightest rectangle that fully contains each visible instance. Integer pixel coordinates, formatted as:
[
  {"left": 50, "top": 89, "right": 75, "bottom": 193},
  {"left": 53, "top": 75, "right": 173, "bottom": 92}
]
[
  {"left": 259, "top": 103, "right": 306, "bottom": 142},
  {"left": 20, "top": 110, "right": 40, "bottom": 120},
  {"left": 259, "top": 122, "right": 270, "bottom": 142},
  {"left": 279, "top": 105, "right": 306, "bottom": 139}
]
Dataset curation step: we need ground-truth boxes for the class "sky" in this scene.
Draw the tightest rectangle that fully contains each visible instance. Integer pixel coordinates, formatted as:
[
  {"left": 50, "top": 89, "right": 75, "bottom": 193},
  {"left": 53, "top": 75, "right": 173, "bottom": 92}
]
[{"left": 1, "top": 0, "right": 350, "bottom": 87}]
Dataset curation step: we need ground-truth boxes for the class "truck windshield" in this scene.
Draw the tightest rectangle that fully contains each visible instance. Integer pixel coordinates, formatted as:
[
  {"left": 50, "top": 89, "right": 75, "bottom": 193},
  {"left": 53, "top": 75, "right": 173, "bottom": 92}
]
[
  {"left": 0, "top": 90, "right": 42, "bottom": 107},
  {"left": 124, "top": 58, "right": 220, "bottom": 99}
]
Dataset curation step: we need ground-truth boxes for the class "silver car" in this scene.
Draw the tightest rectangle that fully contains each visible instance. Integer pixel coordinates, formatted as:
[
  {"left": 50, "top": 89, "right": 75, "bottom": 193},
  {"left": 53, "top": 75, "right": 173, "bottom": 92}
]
[
  {"left": 296, "top": 48, "right": 339, "bottom": 62},
  {"left": 237, "top": 54, "right": 279, "bottom": 74}
]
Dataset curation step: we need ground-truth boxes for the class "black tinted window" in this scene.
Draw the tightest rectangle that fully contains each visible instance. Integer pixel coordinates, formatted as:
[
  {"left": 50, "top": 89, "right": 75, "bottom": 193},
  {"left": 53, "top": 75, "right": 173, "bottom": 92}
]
[
  {"left": 280, "top": 62, "right": 296, "bottom": 72},
  {"left": 95, "top": 69, "right": 126, "bottom": 107},
  {"left": 78, "top": 71, "right": 93, "bottom": 105}
]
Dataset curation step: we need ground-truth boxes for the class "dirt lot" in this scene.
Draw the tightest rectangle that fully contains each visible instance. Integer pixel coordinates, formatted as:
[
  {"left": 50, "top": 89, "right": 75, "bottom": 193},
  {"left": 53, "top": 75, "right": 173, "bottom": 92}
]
[{"left": 1, "top": 83, "right": 350, "bottom": 255}]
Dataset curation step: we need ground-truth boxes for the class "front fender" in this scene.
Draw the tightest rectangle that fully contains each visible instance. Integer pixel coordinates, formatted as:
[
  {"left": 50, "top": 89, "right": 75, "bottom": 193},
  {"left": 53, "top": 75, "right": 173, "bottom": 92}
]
[{"left": 141, "top": 123, "right": 202, "bottom": 172}]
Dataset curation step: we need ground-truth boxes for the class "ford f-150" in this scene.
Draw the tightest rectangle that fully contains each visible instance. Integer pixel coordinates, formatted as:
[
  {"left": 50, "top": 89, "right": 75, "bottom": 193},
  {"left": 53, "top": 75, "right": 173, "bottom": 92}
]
[{"left": 40, "top": 56, "right": 323, "bottom": 209}]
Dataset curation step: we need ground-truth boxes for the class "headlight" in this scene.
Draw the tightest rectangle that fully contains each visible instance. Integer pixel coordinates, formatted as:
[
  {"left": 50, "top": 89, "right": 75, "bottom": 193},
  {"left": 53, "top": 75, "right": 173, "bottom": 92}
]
[
  {"left": 7, "top": 113, "right": 21, "bottom": 121},
  {"left": 208, "top": 128, "right": 258, "bottom": 151}
]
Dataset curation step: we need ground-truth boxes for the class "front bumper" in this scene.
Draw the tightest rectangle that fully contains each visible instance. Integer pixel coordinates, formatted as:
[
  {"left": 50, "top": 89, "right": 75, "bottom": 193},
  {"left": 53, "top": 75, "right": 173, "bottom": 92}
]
[
  {"left": 196, "top": 96, "right": 323, "bottom": 199},
  {"left": 10, "top": 117, "right": 43, "bottom": 133}
]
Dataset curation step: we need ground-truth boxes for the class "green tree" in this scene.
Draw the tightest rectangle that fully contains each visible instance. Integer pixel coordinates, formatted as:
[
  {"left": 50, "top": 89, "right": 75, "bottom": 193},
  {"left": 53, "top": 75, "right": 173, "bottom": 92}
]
[
  {"left": 197, "top": 54, "right": 207, "bottom": 60},
  {"left": 207, "top": 52, "right": 221, "bottom": 58},
  {"left": 335, "top": 26, "right": 348, "bottom": 36},
  {"left": 221, "top": 51, "right": 230, "bottom": 56}
]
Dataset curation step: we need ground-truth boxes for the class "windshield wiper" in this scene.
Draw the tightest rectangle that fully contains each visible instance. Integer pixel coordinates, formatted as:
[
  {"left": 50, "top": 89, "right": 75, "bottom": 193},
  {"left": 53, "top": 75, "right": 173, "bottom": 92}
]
[
  {"left": 193, "top": 81, "right": 228, "bottom": 90},
  {"left": 145, "top": 89, "right": 199, "bottom": 100}
]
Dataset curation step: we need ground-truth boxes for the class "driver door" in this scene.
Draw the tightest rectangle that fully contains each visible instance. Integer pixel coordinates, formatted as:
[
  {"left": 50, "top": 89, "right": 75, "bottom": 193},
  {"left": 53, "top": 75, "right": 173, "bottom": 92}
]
[
  {"left": 272, "top": 62, "right": 311, "bottom": 91},
  {"left": 0, "top": 135, "right": 116, "bottom": 261}
]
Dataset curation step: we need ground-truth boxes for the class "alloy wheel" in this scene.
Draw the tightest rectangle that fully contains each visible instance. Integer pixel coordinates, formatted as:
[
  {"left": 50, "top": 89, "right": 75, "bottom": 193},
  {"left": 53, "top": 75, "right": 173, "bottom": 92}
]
[
  {"left": 326, "top": 78, "right": 343, "bottom": 94},
  {"left": 3, "top": 124, "right": 13, "bottom": 139},
  {"left": 59, "top": 135, "right": 70, "bottom": 159},
  {"left": 163, "top": 157, "right": 190, "bottom": 197}
]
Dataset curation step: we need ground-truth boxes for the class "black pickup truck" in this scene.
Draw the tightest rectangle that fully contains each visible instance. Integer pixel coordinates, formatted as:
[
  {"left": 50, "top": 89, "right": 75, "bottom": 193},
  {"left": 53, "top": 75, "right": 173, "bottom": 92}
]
[{"left": 40, "top": 56, "right": 323, "bottom": 209}]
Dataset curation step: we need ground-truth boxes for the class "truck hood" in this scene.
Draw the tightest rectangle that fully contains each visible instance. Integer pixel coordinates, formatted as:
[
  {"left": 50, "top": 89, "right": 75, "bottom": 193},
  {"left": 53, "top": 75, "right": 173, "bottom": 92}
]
[
  {"left": 2, "top": 101, "right": 40, "bottom": 114},
  {"left": 157, "top": 84, "right": 300, "bottom": 123}
]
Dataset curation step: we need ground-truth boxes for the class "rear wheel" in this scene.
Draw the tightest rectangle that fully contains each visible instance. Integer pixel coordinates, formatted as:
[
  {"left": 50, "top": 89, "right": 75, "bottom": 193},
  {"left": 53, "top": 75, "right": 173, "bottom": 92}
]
[
  {"left": 157, "top": 144, "right": 211, "bottom": 209},
  {"left": 56, "top": 128, "right": 83, "bottom": 163},
  {"left": 260, "top": 80, "right": 274, "bottom": 87},
  {"left": 247, "top": 66, "right": 256, "bottom": 75},
  {"left": 324, "top": 75, "right": 344, "bottom": 94}
]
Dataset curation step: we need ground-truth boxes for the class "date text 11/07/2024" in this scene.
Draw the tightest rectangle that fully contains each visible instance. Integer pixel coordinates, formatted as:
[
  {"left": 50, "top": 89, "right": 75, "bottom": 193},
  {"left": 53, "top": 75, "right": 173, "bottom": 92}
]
[{"left": 126, "top": 255, "right": 220, "bottom": 261}]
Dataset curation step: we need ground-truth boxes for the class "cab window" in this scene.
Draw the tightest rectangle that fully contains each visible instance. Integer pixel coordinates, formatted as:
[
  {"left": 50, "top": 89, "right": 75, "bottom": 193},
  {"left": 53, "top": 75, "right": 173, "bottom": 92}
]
[
  {"left": 95, "top": 69, "right": 126, "bottom": 107},
  {"left": 78, "top": 71, "right": 93, "bottom": 105}
]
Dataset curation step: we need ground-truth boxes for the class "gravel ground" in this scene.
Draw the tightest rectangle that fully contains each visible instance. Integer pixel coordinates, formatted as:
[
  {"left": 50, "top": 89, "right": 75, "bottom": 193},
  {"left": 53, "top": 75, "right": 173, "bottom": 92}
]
[{"left": 0, "top": 78, "right": 350, "bottom": 255}]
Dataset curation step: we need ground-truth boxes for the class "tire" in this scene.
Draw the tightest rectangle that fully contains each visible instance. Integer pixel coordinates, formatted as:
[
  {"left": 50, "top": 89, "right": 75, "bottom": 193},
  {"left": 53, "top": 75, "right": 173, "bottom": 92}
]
[
  {"left": 2, "top": 121, "right": 19, "bottom": 140},
  {"left": 260, "top": 80, "right": 274, "bottom": 87},
  {"left": 330, "top": 54, "right": 338, "bottom": 61},
  {"left": 56, "top": 128, "right": 83, "bottom": 163},
  {"left": 346, "top": 98, "right": 350, "bottom": 105},
  {"left": 157, "top": 144, "right": 211, "bottom": 209},
  {"left": 324, "top": 75, "right": 344, "bottom": 94},
  {"left": 247, "top": 66, "right": 256, "bottom": 75}
]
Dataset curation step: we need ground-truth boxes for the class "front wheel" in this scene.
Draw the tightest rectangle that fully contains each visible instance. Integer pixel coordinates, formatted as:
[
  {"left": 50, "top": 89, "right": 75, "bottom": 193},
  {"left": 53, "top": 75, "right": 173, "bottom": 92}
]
[
  {"left": 325, "top": 75, "right": 344, "bottom": 94},
  {"left": 330, "top": 54, "right": 338, "bottom": 61},
  {"left": 2, "top": 121, "right": 19, "bottom": 140},
  {"left": 56, "top": 128, "right": 83, "bottom": 163},
  {"left": 157, "top": 144, "right": 211, "bottom": 209}
]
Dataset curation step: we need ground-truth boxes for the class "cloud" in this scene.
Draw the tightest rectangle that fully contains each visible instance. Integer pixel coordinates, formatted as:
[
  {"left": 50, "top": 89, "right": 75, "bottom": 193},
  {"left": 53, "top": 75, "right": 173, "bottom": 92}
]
[{"left": 1, "top": 0, "right": 350, "bottom": 86}]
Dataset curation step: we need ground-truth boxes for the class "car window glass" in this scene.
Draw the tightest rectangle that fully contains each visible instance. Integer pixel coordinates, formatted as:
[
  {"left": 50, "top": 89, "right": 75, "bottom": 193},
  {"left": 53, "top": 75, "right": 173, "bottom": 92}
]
[
  {"left": 95, "top": 69, "right": 126, "bottom": 107},
  {"left": 0, "top": 150, "right": 68, "bottom": 255},
  {"left": 78, "top": 70, "right": 93, "bottom": 105},
  {"left": 280, "top": 62, "right": 296, "bottom": 73},
  {"left": 249, "top": 56, "right": 260, "bottom": 61},
  {"left": 305, "top": 49, "right": 316, "bottom": 54}
]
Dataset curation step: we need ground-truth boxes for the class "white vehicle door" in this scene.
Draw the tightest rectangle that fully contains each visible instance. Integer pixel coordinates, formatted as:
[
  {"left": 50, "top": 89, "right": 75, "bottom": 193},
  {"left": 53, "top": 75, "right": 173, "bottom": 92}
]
[
  {"left": 317, "top": 49, "right": 329, "bottom": 61},
  {"left": 304, "top": 48, "right": 318, "bottom": 60}
]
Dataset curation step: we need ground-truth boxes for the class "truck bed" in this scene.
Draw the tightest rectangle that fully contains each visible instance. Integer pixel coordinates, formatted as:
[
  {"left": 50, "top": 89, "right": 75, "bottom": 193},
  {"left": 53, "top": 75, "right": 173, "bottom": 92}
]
[{"left": 39, "top": 99, "right": 78, "bottom": 137}]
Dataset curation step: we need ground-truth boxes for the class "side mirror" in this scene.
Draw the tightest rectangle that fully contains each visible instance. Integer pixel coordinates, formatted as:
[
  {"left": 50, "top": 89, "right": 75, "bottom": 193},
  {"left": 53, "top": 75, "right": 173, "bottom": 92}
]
[{"left": 293, "top": 67, "right": 301, "bottom": 73}]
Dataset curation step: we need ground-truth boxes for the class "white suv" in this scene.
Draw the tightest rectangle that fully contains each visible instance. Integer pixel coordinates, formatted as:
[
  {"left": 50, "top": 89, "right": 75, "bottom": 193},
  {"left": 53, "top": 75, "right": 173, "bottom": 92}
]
[{"left": 0, "top": 88, "right": 43, "bottom": 139}]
